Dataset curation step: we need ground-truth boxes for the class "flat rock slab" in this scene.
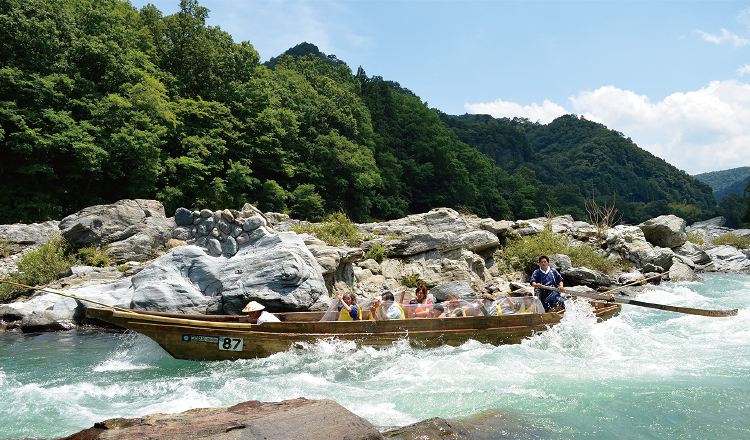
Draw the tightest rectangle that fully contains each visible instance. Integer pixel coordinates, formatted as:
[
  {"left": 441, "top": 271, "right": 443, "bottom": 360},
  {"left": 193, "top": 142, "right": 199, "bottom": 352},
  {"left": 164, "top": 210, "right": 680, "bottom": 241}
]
[{"left": 60, "top": 398, "right": 382, "bottom": 440}]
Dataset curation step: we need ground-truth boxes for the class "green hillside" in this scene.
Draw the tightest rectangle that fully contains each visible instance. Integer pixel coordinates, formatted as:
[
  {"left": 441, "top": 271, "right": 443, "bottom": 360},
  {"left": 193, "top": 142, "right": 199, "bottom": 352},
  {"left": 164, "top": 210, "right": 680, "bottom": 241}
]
[
  {"left": 441, "top": 113, "right": 717, "bottom": 224},
  {"left": 694, "top": 167, "right": 750, "bottom": 203},
  {"left": 0, "top": 0, "right": 745, "bottom": 227}
]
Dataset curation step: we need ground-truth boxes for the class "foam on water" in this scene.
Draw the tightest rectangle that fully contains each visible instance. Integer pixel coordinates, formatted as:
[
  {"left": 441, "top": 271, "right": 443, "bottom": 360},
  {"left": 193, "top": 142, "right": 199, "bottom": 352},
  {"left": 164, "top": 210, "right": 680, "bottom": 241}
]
[{"left": 2, "top": 274, "right": 750, "bottom": 439}]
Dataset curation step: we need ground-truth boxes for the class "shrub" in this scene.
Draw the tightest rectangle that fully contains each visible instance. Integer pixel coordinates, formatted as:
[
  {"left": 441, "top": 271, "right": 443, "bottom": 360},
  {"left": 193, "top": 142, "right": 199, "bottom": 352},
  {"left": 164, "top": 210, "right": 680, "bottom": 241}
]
[
  {"left": 1, "top": 240, "right": 13, "bottom": 258},
  {"left": 77, "top": 247, "right": 110, "bottom": 267},
  {"left": 364, "top": 242, "right": 387, "bottom": 263},
  {"left": 499, "top": 226, "right": 626, "bottom": 274},
  {"left": 687, "top": 232, "right": 704, "bottom": 245},
  {"left": 117, "top": 265, "right": 130, "bottom": 272},
  {"left": 290, "top": 212, "right": 363, "bottom": 247},
  {"left": 401, "top": 273, "right": 426, "bottom": 288},
  {"left": 0, "top": 235, "right": 79, "bottom": 302},
  {"left": 711, "top": 233, "right": 750, "bottom": 249}
]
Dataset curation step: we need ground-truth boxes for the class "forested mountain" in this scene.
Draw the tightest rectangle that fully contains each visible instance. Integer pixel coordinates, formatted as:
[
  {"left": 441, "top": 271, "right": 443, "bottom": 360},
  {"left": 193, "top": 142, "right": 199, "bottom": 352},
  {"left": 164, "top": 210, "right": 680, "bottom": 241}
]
[
  {"left": 694, "top": 167, "right": 750, "bottom": 203},
  {"left": 0, "top": 0, "right": 745, "bottom": 227},
  {"left": 441, "top": 113, "right": 720, "bottom": 224}
]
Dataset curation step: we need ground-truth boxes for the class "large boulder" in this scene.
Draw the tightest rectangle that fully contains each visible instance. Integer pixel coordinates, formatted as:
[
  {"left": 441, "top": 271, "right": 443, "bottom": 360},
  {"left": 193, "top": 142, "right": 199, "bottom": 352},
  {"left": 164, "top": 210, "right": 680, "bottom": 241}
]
[
  {"left": 428, "top": 281, "right": 476, "bottom": 302},
  {"left": 63, "top": 398, "right": 381, "bottom": 440},
  {"left": 0, "top": 220, "right": 60, "bottom": 253},
  {"left": 385, "top": 232, "right": 463, "bottom": 257},
  {"left": 674, "top": 241, "right": 711, "bottom": 265},
  {"left": 59, "top": 199, "right": 174, "bottom": 263},
  {"left": 561, "top": 267, "right": 611, "bottom": 287},
  {"left": 604, "top": 225, "right": 678, "bottom": 270},
  {"left": 217, "top": 232, "right": 329, "bottom": 314},
  {"left": 668, "top": 258, "right": 703, "bottom": 282},
  {"left": 639, "top": 215, "right": 687, "bottom": 248},
  {"left": 704, "top": 245, "right": 750, "bottom": 272}
]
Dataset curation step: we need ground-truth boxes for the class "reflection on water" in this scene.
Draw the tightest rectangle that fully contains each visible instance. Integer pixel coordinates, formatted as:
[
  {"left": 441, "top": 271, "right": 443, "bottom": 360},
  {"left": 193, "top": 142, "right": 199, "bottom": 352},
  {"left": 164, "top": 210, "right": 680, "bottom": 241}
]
[{"left": 1, "top": 274, "right": 749, "bottom": 439}]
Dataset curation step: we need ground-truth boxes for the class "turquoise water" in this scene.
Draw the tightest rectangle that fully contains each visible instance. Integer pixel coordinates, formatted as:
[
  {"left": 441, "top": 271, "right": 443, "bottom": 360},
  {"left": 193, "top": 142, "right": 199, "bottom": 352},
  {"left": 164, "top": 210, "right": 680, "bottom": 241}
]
[{"left": 1, "top": 274, "right": 749, "bottom": 439}]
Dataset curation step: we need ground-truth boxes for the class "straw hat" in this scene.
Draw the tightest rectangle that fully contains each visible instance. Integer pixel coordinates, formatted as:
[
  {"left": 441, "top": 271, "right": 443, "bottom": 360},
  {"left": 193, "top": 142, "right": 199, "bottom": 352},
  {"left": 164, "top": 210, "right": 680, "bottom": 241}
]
[{"left": 242, "top": 301, "right": 265, "bottom": 313}]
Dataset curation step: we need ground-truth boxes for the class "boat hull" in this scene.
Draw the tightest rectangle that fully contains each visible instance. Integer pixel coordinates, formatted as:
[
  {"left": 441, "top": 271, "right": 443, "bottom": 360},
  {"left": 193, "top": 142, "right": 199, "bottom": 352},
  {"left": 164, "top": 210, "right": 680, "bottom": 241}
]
[{"left": 86, "top": 303, "right": 621, "bottom": 361}]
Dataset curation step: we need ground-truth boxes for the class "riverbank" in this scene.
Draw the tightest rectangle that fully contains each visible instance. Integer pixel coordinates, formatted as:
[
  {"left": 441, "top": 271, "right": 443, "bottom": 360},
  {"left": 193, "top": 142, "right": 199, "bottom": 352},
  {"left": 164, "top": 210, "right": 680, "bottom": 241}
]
[{"left": 2, "top": 200, "right": 748, "bottom": 333}]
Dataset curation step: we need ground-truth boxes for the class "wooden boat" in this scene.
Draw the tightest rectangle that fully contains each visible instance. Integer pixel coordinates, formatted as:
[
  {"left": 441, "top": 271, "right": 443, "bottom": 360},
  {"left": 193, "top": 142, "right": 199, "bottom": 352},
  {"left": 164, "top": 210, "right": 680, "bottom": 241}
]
[{"left": 85, "top": 301, "right": 621, "bottom": 361}]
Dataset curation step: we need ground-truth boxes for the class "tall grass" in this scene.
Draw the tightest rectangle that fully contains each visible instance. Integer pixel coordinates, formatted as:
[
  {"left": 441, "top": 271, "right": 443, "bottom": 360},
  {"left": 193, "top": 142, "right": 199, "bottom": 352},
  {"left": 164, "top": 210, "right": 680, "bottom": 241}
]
[
  {"left": 711, "top": 233, "right": 750, "bottom": 249},
  {"left": 499, "top": 226, "right": 626, "bottom": 274},
  {"left": 289, "top": 212, "right": 365, "bottom": 247}
]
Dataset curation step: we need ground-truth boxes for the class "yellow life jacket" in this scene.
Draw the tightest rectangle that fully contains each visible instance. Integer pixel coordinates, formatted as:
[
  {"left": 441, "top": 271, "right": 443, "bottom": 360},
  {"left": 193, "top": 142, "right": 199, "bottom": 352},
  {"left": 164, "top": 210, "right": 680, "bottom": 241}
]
[{"left": 338, "top": 305, "right": 362, "bottom": 321}]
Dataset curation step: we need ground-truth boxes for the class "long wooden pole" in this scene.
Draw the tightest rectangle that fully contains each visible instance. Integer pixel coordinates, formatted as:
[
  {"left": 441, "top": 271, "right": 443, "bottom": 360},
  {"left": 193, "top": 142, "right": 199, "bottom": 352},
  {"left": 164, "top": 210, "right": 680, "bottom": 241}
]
[
  {"left": 600, "top": 269, "right": 677, "bottom": 296},
  {"left": 0, "top": 279, "right": 131, "bottom": 313},
  {"left": 536, "top": 284, "right": 738, "bottom": 317}
]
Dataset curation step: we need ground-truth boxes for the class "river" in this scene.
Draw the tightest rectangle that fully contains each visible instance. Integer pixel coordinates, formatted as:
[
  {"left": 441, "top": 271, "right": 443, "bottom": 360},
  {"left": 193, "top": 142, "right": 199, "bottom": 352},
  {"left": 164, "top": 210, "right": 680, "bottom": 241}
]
[{"left": 1, "top": 274, "right": 749, "bottom": 439}]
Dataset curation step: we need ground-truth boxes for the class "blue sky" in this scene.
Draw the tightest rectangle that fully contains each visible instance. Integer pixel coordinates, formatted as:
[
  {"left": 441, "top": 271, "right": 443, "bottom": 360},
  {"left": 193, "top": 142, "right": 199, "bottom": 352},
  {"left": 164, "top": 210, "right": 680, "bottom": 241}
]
[{"left": 130, "top": 1, "right": 750, "bottom": 175}]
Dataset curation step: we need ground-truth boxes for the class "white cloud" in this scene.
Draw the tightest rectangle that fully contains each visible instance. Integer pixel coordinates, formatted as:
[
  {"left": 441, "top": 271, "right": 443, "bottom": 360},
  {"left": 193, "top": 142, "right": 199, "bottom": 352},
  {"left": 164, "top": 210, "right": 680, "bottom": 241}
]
[
  {"left": 738, "top": 64, "right": 750, "bottom": 76},
  {"left": 697, "top": 28, "right": 750, "bottom": 47},
  {"left": 465, "top": 81, "right": 750, "bottom": 174},
  {"left": 463, "top": 99, "right": 567, "bottom": 124},
  {"left": 569, "top": 81, "right": 750, "bottom": 174}
]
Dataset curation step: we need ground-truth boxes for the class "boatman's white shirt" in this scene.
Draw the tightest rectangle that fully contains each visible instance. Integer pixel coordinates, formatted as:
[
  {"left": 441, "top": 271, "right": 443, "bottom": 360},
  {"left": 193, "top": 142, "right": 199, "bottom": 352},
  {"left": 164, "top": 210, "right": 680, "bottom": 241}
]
[{"left": 257, "top": 311, "right": 280, "bottom": 324}]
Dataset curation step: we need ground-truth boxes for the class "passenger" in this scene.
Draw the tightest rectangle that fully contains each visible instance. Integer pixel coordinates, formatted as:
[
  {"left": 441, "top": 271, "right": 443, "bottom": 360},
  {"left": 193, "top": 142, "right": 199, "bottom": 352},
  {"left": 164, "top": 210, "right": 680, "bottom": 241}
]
[
  {"left": 370, "top": 292, "right": 406, "bottom": 320},
  {"left": 431, "top": 303, "right": 446, "bottom": 318},
  {"left": 405, "top": 299, "right": 419, "bottom": 318},
  {"left": 481, "top": 291, "right": 502, "bottom": 316},
  {"left": 504, "top": 293, "right": 541, "bottom": 314},
  {"left": 446, "top": 297, "right": 466, "bottom": 318},
  {"left": 242, "top": 301, "right": 280, "bottom": 324},
  {"left": 412, "top": 284, "right": 432, "bottom": 318},
  {"left": 336, "top": 292, "right": 361, "bottom": 321},
  {"left": 530, "top": 255, "right": 565, "bottom": 312}
]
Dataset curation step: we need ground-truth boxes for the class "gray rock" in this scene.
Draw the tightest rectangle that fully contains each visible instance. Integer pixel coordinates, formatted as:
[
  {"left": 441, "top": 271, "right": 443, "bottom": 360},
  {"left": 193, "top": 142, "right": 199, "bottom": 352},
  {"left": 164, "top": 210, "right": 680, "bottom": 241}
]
[
  {"left": 479, "top": 219, "right": 514, "bottom": 236},
  {"left": 106, "top": 217, "right": 175, "bottom": 264},
  {"left": 429, "top": 281, "right": 476, "bottom": 302},
  {"left": 669, "top": 259, "right": 703, "bottom": 282},
  {"left": 217, "top": 219, "right": 232, "bottom": 235},
  {"left": 63, "top": 398, "right": 382, "bottom": 440},
  {"left": 561, "top": 267, "right": 611, "bottom": 287},
  {"left": 207, "top": 238, "right": 223, "bottom": 256},
  {"left": 197, "top": 217, "right": 215, "bottom": 236},
  {"left": 174, "top": 207, "right": 193, "bottom": 226},
  {"left": 223, "top": 236, "right": 238, "bottom": 256},
  {"left": 200, "top": 209, "right": 213, "bottom": 218},
  {"left": 21, "top": 312, "right": 76, "bottom": 333},
  {"left": 639, "top": 215, "right": 687, "bottom": 248},
  {"left": 0, "top": 220, "right": 60, "bottom": 252},
  {"left": 674, "top": 241, "right": 711, "bottom": 264},
  {"left": 358, "top": 259, "right": 382, "bottom": 275},
  {"left": 643, "top": 272, "right": 662, "bottom": 284},
  {"left": 548, "top": 254, "right": 572, "bottom": 271},
  {"left": 691, "top": 217, "right": 726, "bottom": 228},
  {"left": 618, "top": 272, "right": 646, "bottom": 286},
  {"left": 457, "top": 230, "right": 499, "bottom": 251},
  {"left": 60, "top": 199, "right": 153, "bottom": 246},
  {"left": 171, "top": 226, "right": 192, "bottom": 240},
  {"left": 386, "top": 232, "right": 463, "bottom": 257},
  {"left": 705, "top": 245, "right": 750, "bottom": 272},
  {"left": 218, "top": 232, "right": 328, "bottom": 313},
  {"left": 243, "top": 215, "right": 266, "bottom": 232}
]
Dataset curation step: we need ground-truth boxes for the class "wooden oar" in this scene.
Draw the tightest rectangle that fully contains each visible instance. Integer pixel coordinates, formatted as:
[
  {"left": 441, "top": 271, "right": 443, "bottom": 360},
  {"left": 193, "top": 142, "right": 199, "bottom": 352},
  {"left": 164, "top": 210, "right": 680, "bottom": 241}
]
[
  {"left": 599, "top": 269, "right": 676, "bottom": 296},
  {"left": 0, "top": 279, "right": 131, "bottom": 313},
  {"left": 535, "top": 284, "right": 738, "bottom": 317}
]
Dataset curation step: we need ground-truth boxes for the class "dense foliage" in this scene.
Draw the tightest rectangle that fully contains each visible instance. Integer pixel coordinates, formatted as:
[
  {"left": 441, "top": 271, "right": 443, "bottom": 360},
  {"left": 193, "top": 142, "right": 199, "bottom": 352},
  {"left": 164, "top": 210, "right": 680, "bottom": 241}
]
[
  {"left": 440, "top": 113, "right": 741, "bottom": 225},
  {"left": 0, "top": 0, "right": 745, "bottom": 228}
]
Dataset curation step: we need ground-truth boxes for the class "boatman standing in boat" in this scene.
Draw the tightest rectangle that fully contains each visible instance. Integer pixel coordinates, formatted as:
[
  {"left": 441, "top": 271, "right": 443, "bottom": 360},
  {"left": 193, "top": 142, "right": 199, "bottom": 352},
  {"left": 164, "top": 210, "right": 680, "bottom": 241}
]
[{"left": 530, "top": 255, "right": 565, "bottom": 312}]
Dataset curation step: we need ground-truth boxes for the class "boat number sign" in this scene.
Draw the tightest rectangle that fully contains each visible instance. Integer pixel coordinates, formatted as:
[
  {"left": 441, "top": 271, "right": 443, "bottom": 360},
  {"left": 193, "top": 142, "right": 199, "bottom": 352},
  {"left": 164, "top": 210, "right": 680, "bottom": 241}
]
[{"left": 182, "top": 335, "right": 244, "bottom": 352}]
